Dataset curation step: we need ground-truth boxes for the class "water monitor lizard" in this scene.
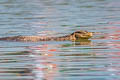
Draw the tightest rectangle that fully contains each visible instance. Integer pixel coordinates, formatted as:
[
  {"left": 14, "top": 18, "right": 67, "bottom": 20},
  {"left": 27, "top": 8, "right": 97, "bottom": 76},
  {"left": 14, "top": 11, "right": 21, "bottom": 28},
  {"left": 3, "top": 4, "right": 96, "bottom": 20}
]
[{"left": 0, "top": 31, "right": 93, "bottom": 42}]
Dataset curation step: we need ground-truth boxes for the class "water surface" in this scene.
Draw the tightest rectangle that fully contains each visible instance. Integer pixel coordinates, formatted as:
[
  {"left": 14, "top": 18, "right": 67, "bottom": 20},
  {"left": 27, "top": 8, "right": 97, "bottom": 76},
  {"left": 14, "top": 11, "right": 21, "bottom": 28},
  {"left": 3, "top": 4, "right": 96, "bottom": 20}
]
[{"left": 0, "top": 0, "right": 120, "bottom": 80}]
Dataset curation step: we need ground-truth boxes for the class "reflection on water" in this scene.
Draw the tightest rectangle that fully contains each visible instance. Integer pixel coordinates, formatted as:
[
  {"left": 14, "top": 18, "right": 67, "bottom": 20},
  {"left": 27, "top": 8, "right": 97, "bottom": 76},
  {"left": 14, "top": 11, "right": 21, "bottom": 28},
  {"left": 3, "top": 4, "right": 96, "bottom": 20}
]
[
  {"left": 1, "top": 0, "right": 120, "bottom": 80},
  {"left": 1, "top": 40, "right": 120, "bottom": 80},
  {"left": 29, "top": 42, "right": 95, "bottom": 80}
]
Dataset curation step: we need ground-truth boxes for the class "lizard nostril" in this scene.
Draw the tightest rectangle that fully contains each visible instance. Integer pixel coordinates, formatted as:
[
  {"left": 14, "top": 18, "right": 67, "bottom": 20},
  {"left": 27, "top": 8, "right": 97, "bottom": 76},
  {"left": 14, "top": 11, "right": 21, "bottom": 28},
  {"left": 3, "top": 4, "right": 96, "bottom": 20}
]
[{"left": 89, "top": 33, "right": 93, "bottom": 36}]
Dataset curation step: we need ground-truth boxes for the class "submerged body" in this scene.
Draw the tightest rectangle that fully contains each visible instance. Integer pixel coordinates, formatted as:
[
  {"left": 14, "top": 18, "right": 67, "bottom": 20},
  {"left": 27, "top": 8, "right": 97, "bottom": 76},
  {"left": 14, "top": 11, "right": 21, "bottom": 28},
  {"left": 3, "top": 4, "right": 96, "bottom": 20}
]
[{"left": 0, "top": 31, "right": 93, "bottom": 42}]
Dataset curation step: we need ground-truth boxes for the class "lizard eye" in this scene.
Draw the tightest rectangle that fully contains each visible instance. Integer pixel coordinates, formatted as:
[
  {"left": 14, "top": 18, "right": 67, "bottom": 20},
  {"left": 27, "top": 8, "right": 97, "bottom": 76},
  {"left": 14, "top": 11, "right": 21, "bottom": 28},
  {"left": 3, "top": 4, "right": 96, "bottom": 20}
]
[{"left": 76, "top": 31, "right": 87, "bottom": 34}]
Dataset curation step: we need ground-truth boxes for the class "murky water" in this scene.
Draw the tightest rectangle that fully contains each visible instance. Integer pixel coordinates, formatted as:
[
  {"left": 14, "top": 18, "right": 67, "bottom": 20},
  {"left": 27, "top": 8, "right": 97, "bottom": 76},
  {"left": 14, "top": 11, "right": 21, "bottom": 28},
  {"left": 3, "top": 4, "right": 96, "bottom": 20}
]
[{"left": 0, "top": 0, "right": 120, "bottom": 80}]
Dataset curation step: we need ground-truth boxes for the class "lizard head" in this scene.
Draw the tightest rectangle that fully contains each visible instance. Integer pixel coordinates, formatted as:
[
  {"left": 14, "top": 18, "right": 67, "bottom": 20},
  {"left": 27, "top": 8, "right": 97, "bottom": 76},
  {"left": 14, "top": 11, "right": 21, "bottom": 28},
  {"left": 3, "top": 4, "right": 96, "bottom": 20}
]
[{"left": 71, "top": 30, "right": 93, "bottom": 40}]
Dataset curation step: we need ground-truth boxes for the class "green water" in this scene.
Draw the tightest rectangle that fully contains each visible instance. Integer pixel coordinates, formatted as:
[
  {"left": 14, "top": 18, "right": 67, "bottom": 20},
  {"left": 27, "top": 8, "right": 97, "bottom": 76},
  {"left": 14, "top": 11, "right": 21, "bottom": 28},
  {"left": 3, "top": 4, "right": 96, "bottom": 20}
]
[{"left": 0, "top": 0, "right": 120, "bottom": 80}]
